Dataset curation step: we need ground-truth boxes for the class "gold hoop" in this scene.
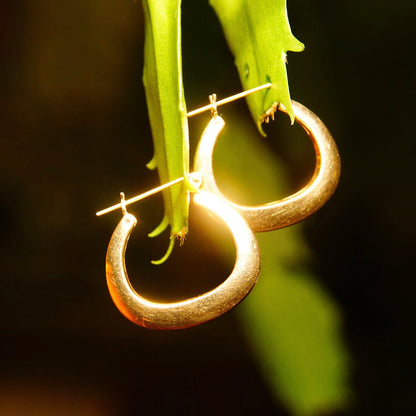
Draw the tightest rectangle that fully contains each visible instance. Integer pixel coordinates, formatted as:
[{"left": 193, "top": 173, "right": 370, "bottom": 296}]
[
  {"left": 193, "top": 100, "right": 341, "bottom": 232},
  {"left": 105, "top": 191, "right": 260, "bottom": 329}
]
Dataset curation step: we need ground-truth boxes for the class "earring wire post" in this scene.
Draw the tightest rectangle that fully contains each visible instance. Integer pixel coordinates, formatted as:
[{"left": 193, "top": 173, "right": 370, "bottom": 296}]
[
  {"left": 187, "top": 83, "right": 272, "bottom": 118},
  {"left": 96, "top": 177, "right": 185, "bottom": 216},
  {"left": 97, "top": 83, "right": 272, "bottom": 217}
]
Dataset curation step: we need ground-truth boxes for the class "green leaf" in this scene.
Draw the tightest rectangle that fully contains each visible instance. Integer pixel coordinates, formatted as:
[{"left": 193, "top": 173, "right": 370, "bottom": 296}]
[
  {"left": 210, "top": 0, "right": 304, "bottom": 133},
  {"left": 142, "top": 0, "right": 190, "bottom": 250},
  {"left": 212, "top": 114, "right": 350, "bottom": 415},
  {"left": 241, "top": 252, "right": 351, "bottom": 415}
]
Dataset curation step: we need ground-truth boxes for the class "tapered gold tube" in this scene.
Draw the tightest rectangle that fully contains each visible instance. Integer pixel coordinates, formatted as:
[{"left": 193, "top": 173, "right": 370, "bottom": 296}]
[
  {"left": 193, "top": 100, "right": 341, "bottom": 232},
  {"left": 105, "top": 191, "right": 260, "bottom": 329}
]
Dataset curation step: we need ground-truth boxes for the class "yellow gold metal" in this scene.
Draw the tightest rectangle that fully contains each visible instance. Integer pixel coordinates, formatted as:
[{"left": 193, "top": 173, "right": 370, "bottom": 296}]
[
  {"left": 119, "top": 192, "right": 127, "bottom": 215},
  {"left": 96, "top": 172, "right": 206, "bottom": 217},
  {"left": 96, "top": 177, "right": 185, "bottom": 217},
  {"left": 187, "top": 171, "right": 203, "bottom": 190},
  {"left": 105, "top": 190, "right": 260, "bottom": 329},
  {"left": 209, "top": 94, "right": 218, "bottom": 117},
  {"left": 187, "top": 83, "right": 272, "bottom": 118},
  {"left": 193, "top": 100, "right": 341, "bottom": 232}
]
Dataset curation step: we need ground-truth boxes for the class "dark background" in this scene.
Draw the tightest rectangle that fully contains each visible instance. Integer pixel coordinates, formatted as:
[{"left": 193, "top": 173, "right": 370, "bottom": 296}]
[{"left": 0, "top": 1, "right": 414, "bottom": 415}]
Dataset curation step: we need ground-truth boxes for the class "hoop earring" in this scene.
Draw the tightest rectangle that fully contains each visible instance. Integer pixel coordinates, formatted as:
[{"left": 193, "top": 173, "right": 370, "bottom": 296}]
[
  {"left": 105, "top": 191, "right": 260, "bottom": 330},
  {"left": 193, "top": 100, "right": 341, "bottom": 232}
]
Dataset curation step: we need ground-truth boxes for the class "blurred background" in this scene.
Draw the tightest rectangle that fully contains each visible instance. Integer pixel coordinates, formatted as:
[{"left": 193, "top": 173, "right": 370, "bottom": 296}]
[{"left": 0, "top": 0, "right": 414, "bottom": 415}]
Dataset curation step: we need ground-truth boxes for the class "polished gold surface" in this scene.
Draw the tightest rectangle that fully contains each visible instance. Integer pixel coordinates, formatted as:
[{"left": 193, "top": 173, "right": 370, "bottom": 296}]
[
  {"left": 96, "top": 177, "right": 185, "bottom": 217},
  {"left": 105, "top": 191, "right": 260, "bottom": 329},
  {"left": 187, "top": 83, "right": 272, "bottom": 117},
  {"left": 103, "top": 96, "right": 339, "bottom": 329},
  {"left": 193, "top": 100, "right": 341, "bottom": 232}
]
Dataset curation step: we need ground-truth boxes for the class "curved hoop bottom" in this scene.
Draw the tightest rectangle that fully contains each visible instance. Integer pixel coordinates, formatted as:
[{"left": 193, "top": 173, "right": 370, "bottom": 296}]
[
  {"left": 105, "top": 191, "right": 260, "bottom": 329},
  {"left": 193, "top": 100, "right": 341, "bottom": 232}
]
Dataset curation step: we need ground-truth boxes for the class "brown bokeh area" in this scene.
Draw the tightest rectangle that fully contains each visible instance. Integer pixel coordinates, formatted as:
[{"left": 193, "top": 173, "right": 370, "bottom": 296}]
[{"left": 1, "top": 1, "right": 414, "bottom": 415}]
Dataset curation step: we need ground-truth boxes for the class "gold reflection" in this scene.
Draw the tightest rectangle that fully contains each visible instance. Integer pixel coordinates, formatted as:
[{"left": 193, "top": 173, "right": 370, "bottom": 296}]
[{"left": 105, "top": 191, "right": 260, "bottom": 329}]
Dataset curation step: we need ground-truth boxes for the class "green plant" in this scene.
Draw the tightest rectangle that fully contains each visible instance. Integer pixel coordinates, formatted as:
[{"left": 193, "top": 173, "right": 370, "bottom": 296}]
[{"left": 141, "top": 1, "right": 350, "bottom": 413}]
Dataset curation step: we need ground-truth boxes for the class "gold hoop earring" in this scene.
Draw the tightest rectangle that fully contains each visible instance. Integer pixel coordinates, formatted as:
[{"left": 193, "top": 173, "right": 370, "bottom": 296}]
[
  {"left": 105, "top": 190, "right": 260, "bottom": 330},
  {"left": 193, "top": 100, "right": 341, "bottom": 232}
]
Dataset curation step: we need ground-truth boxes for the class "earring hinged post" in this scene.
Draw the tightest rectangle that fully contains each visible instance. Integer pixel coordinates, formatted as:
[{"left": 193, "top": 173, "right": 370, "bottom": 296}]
[
  {"left": 97, "top": 83, "right": 272, "bottom": 216},
  {"left": 96, "top": 177, "right": 185, "bottom": 216},
  {"left": 187, "top": 83, "right": 272, "bottom": 118}
]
